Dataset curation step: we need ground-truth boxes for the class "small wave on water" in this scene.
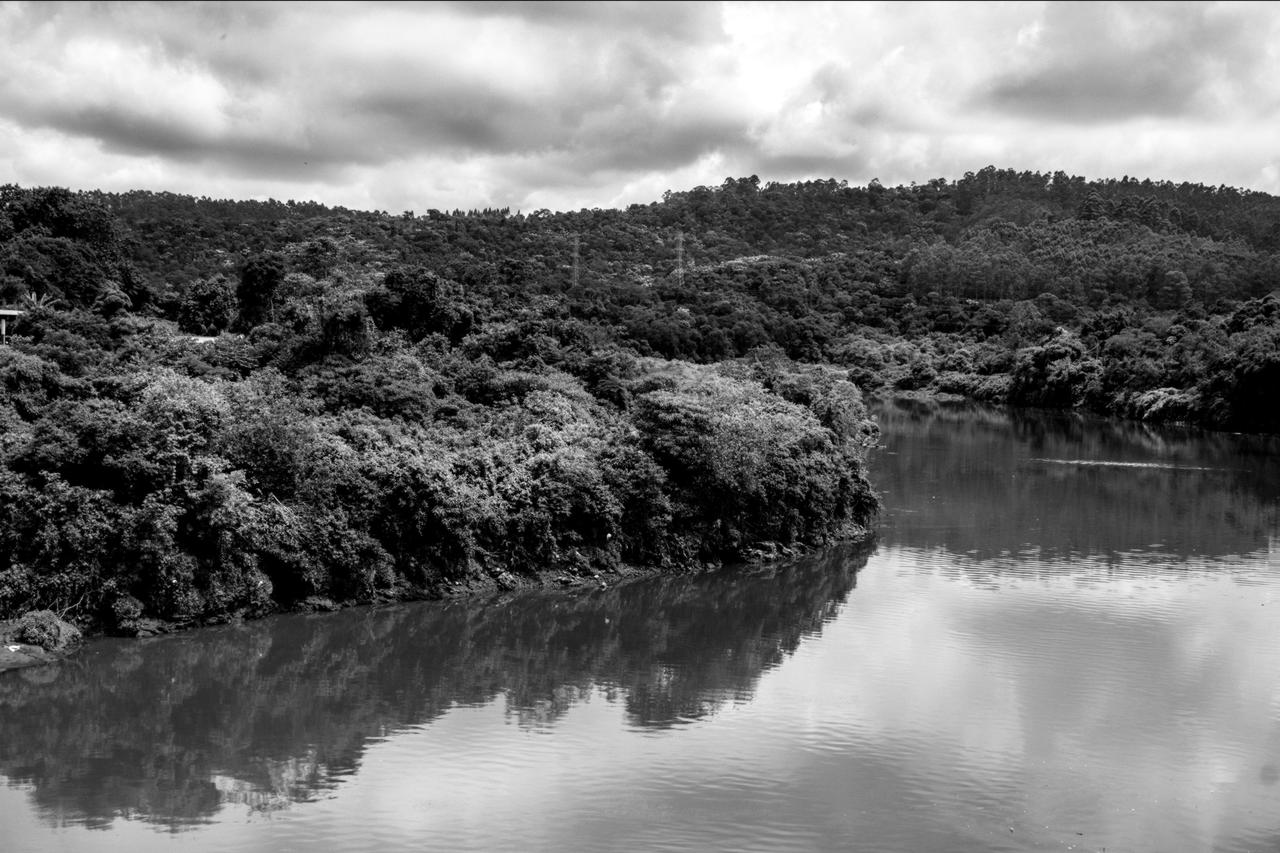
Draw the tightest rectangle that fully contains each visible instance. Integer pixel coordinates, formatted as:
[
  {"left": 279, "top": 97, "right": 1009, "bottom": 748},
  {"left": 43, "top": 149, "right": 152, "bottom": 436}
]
[{"left": 1030, "top": 457, "right": 1224, "bottom": 472}]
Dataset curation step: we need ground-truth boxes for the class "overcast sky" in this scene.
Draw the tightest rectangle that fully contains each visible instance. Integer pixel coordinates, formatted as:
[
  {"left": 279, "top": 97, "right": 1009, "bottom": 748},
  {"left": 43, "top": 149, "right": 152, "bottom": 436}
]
[{"left": 2, "top": 1, "right": 1278, "bottom": 213}]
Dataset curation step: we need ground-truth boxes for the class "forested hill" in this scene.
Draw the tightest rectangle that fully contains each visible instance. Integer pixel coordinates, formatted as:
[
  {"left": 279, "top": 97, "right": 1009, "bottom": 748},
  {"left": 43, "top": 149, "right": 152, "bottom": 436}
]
[
  {"left": 11, "top": 166, "right": 1279, "bottom": 428},
  {"left": 1, "top": 168, "right": 1279, "bottom": 632}
]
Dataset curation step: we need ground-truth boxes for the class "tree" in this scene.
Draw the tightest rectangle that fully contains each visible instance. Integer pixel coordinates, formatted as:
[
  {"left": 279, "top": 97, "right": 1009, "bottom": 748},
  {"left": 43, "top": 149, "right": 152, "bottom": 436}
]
[
  {"left": 178, "top": 275, "right": 237, "bottom": 335},
  {"left": 1077, "top": 190, "right": 1107, "bottom": 221},
  {"left": 317, "top": 297, "right": 373, "bottom": 359},
  {"left": 92, "top": 281, "right": 132, "bottom": 318},
  {"left": 1153, "top": 270, "right": 1192, "bottom": 309},
  {"left": 236, "top": 254, "right": 285, "bottom": 329}
]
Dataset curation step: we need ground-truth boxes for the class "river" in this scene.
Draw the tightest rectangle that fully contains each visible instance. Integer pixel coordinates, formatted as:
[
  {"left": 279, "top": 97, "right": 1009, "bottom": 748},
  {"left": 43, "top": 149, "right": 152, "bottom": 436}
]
[{"left": 2, "top": 400, "right": 1279, "bottom": 852}]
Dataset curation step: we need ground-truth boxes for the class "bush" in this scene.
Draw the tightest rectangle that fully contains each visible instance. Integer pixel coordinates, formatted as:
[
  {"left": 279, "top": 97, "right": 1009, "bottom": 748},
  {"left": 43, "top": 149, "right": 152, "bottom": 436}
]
[
  {"left": 14, "top": 610, "right": 82, "bottom": 652},
  {"left": 632, "top": 362, "right": 877, "bottom": 557}
]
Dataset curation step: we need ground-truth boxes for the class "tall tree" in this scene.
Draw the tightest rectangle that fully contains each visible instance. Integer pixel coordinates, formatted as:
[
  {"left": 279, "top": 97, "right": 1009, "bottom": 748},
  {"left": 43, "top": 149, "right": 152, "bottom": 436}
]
[{"left": 235, "top": 254, "right": 285, "bottom": 330}]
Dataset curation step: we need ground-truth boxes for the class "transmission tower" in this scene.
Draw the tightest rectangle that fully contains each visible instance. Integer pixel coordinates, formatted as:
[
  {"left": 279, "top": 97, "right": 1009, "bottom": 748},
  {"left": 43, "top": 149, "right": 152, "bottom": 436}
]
[
  {"left": 675, "top": 230, "right": 684, "bottom": 287},
  {"left": 571, "top": 232, "right": 580, "bottom": 289}
]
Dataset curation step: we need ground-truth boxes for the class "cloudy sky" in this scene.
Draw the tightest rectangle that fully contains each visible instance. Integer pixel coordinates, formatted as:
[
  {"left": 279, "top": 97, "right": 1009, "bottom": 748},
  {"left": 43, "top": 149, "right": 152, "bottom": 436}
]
[{"left": 2, "top": 1, "right": 1279, "bottom": 213}]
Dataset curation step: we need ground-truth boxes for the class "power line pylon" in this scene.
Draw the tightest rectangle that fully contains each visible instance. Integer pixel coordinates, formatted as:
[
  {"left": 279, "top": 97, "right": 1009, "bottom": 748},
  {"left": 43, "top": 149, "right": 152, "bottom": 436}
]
[
  {"left": 572, "top": 232, "right": 580, "bottom": 290},
  {"left": 675, "top": 230, "right": 684, "bottom": 287}
]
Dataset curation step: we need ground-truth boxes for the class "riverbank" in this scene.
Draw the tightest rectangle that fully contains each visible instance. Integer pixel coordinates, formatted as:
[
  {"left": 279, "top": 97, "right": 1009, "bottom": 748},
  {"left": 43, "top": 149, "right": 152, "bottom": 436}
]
[
  {"left": 92, "top": 523, "right": 875, "bottom": 642},
  {"left": 0, "top": 525, "right": 876, "bottom": 665}
]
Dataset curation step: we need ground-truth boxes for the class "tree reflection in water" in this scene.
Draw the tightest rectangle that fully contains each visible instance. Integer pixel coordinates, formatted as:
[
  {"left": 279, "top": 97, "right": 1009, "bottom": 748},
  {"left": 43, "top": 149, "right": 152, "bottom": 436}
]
[
  {"left": 0, "top": 541, "right": 873, "bottom": 830},
  {"left": 871, "top": 398, "right": 1280, "bottom": 564}
]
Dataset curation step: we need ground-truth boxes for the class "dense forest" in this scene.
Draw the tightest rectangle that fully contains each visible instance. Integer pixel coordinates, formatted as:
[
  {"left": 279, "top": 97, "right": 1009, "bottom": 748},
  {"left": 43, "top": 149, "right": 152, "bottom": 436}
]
[
  {"left": 0, "top": 182, "right": 881, "bottom": 634},
  {"left": 2, "top": 166, "right": 1279, "bottom": 633}
]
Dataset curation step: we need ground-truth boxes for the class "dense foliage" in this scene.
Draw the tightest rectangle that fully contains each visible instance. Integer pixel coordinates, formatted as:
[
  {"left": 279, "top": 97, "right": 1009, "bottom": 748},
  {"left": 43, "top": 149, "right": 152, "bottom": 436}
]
[
  {"left": 12, "top": 167, "right": 1275, "bottom": 428},
  {"left": 3, "top": 166, "right": 1279, "bottom": 630},
  {"left": 0, "top": 184, "right": 882, "bottom": 632}
]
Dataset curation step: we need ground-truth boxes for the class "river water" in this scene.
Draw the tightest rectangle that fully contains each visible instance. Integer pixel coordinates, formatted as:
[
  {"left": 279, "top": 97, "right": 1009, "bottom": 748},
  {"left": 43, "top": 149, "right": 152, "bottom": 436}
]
[{"left": 2, "top": 401, "right": 1279, "bottom": 852}]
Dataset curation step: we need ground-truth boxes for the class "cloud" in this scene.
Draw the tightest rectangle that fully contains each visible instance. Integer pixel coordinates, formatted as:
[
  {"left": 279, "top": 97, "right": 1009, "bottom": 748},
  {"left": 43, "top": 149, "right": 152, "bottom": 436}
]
[
  {"left": 0, "top": 1, "right": 1278, "bottom": 212},
  {"left": 439, "top": 0, "right": 726, "bottom": 43},
  {"left": 979, "top": 1, "right": 1280, "bottom": 122},
  {"left": 0, "top": 2, "right": 747, "bottom": 192}
]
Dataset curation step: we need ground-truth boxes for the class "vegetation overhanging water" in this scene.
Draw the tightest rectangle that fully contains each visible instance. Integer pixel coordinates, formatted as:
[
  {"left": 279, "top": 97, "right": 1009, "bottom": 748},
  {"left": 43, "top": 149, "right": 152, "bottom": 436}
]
[{"left": 1, "top": 168, "right": 1278, "bottom": 635}]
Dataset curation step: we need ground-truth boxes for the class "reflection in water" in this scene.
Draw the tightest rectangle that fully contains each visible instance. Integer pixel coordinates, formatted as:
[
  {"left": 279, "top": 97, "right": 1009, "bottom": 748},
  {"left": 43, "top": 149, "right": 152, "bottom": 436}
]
[
  {"left": 871, "top": 398, "right": 1280, "bottom": 562},
  {"left": 813, "top": 545, "right": 1280, "bottom": 853},
  {"left": 0, "top": 544, "right": 871, "bottom": 830},
  {"left": 3, "top": 400, "right": 1280, "bottom": 853}
]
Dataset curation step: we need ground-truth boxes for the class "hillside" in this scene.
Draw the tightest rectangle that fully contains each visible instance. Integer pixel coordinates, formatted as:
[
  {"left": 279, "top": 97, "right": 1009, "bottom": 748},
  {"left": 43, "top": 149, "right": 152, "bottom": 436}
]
[{"left": 2, "top": 167, "right": 1279, "bottom": 631}]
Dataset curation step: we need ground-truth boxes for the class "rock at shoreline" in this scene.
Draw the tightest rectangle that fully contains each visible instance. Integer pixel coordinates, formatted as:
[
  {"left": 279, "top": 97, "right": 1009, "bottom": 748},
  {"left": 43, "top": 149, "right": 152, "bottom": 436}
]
[
  {"left": 0, "top": 611, "right": 82, "bottom": 673},
  {"left": 14, "top": 610, "right": 83, "bottom": 652}
]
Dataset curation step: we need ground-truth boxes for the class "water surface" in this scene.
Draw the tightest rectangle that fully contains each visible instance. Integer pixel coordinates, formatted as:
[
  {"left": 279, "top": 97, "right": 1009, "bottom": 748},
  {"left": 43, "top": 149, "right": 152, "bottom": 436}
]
[{"left": 2, "top": 400, "right": 1279, "bottom": 852}]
